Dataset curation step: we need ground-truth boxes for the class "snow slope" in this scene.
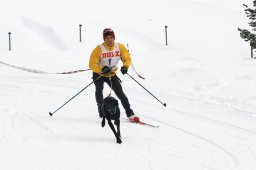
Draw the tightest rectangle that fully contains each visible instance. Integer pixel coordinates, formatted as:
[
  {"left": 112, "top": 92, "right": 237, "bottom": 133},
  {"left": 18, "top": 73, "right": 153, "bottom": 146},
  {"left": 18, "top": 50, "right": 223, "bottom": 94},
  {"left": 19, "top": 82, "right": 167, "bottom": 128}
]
[{"left": 1, "top": 0, "right": 256, "bottom": 169}]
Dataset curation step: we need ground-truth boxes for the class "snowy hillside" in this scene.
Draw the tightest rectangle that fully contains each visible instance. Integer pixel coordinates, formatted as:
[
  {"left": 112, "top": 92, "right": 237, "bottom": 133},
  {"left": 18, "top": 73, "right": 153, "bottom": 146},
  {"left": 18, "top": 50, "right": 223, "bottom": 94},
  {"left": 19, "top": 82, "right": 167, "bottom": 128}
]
[{"left": 1, "top": 0, "right": 256, "bottom": 170}]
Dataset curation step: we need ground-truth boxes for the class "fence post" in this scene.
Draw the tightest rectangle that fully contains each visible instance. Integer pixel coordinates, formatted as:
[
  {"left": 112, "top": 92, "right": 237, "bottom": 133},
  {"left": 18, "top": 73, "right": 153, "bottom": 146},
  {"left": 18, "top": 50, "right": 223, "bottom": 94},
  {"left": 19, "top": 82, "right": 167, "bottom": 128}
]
[
  {"left": 8, "top": 32, "right": 11, "bottom": 51},
  {"left": 165, "top": 25, "right": 168, "bottom": 46},
  {"left": 79, "top": 24, "right": 82, "bottom": 42}
]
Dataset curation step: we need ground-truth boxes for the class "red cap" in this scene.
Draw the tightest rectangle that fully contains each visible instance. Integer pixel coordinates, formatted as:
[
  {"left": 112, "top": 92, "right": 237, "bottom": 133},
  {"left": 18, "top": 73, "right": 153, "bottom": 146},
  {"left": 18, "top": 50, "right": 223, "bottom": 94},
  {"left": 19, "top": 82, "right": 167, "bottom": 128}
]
[{"left": 103, "top": 28, "right": 115, "bottom": 40}]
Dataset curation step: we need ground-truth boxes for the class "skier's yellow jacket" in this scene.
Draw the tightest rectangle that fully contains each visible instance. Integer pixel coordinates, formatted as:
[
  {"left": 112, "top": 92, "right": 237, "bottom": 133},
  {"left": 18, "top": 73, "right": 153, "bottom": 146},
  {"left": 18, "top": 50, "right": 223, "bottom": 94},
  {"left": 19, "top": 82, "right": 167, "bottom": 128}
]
[{"left": 89, "top": 42, "right": 131, "bottom": 77}]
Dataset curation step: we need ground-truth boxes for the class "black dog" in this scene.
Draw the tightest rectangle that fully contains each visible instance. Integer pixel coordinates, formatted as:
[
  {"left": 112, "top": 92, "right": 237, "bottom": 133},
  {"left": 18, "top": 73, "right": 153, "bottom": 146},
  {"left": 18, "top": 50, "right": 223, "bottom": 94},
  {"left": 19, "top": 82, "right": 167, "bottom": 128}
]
[{"left": 101, "top": 96, "right": 122, "bottom": 144}]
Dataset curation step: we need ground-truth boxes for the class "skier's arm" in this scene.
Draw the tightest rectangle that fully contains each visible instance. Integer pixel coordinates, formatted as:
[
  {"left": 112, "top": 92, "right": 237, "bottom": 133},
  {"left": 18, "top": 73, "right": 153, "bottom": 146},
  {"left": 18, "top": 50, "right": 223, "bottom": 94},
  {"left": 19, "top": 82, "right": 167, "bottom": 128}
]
[
  {"left": 89, "top": 45, "right": 102, "bottom": 74},
  {"left": 119, "top": 43, "right": 131, "bottom": 68}
]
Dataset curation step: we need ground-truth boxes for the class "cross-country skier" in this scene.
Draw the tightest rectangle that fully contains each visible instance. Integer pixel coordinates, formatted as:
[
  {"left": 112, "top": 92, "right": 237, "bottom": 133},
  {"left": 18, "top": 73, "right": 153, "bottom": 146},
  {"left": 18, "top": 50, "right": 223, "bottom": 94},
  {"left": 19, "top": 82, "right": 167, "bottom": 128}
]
[{"left": 89, "top": 28, "right": 139, "bottom": 122}]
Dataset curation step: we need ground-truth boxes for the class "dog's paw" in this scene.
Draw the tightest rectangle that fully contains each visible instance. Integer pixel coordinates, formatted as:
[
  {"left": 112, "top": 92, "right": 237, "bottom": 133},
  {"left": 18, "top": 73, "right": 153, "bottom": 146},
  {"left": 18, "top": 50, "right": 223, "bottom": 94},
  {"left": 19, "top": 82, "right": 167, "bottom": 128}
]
[{"left": 116, "top": 138, "right": 122, "bottom": 144}]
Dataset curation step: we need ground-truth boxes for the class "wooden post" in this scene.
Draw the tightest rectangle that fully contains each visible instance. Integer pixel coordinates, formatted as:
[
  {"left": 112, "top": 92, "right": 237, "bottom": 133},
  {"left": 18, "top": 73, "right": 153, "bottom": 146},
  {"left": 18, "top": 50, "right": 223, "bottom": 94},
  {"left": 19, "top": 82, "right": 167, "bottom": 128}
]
[
  {"left": 8, "top": 32, "right": 11, "bottom": 51},
  {"left": 79, "top": 24, "right": 82, "bottom": 42},
  {"left": 165, "top": 25, "right": 168, "bottom": 46}
]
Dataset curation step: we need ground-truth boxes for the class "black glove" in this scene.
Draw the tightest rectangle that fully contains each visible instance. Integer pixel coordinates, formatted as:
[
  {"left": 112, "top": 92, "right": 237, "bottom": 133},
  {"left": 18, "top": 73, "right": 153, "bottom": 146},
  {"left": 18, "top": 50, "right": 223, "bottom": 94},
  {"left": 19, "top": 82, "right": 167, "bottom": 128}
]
[
  {"left": 102, "top": 66, "right": 111, "bottom": 74},
  {"left": 121, "top": 66, "right": 128, "bottom": 75}
]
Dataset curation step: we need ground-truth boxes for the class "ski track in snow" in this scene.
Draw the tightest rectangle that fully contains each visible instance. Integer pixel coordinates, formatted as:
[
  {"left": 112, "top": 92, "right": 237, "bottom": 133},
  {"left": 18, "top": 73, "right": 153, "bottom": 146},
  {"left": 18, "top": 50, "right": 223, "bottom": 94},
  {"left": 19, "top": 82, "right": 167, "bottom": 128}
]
[
  {"left": 138, "top": 112, "right": 237, "bottom": 169},
  {"left": 1, "top": 64, "right": 256, "bottom": 169},
  {"left": 146, "top": 114, "right": 239, "bottom": 168},
  {"left": 128, "top": 85, "right": 256, "bottom": 169},
  {"left": 1, "top": 67, "right": 256, "bottom": 170}
]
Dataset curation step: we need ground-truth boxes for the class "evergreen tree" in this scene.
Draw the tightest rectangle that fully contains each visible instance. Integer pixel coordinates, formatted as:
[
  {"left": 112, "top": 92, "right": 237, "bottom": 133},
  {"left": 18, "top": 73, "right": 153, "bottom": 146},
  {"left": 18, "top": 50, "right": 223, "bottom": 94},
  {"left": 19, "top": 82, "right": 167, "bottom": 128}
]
[{"left": 238, "top": 0, "right": 256, "bottom": 48}]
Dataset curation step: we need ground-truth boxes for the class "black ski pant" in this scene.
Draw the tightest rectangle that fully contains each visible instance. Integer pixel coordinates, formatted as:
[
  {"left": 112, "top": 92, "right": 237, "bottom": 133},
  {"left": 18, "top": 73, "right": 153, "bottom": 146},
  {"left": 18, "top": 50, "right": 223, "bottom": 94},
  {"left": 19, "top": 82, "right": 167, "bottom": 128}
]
[{"left": 92, "top": 72, "right": 134, "bottom": 117}]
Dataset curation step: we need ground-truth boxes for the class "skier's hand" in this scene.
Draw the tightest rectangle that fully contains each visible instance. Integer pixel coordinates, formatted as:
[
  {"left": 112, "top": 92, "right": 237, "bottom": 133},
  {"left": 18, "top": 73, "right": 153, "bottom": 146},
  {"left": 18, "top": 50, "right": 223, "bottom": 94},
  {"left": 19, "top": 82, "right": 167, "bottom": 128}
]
[
  {"left": 121, "top": 66, "right": 128, "bottom": 75},
  {"left": 101, "top": 66, "right": 111, "bottom": 74}
]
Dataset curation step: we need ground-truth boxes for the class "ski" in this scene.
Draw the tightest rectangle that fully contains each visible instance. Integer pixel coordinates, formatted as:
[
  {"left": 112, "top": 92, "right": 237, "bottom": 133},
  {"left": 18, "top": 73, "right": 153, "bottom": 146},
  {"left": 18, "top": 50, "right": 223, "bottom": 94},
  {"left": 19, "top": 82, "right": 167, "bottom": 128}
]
[
  {"left": 135, "top": 120, "right": 159, "bottom": 128},
  {"left": 122, "top": 118, "right": 159, "bottom": 128}
]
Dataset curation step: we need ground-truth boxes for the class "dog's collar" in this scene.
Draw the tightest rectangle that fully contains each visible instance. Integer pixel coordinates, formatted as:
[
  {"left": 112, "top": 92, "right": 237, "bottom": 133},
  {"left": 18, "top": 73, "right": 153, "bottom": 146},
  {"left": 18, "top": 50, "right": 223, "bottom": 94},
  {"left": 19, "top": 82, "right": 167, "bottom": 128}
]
[{"left": 106, "top": 106, "right": 117, "bottom": 115}]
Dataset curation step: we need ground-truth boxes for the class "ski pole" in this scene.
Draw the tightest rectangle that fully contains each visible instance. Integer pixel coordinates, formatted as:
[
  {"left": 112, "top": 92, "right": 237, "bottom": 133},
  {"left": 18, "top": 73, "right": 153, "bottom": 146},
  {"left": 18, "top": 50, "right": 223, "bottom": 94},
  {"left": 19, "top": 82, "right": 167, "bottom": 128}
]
[
  {"left": 49, "top": 75, "right": 102, "bottom": 116},
  {"left": 126, "top": 73, "right": 166, "bottom": 107}
]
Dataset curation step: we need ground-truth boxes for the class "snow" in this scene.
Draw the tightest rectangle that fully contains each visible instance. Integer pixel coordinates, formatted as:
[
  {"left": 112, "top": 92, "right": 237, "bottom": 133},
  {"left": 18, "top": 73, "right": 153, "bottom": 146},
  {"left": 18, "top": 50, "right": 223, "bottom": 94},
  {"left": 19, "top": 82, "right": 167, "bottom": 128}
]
[{"left": 1, "top": 0, "right": 256, "bottom": 169}]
